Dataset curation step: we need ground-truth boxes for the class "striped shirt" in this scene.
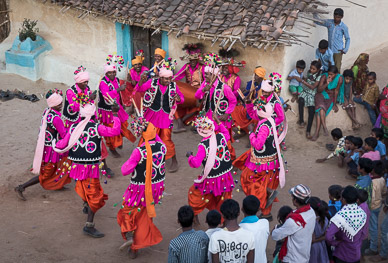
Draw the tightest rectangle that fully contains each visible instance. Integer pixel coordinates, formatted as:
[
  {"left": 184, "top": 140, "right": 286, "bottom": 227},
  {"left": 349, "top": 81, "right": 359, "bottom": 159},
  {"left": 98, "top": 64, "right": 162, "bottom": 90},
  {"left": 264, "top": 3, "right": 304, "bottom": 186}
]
[{"left": 168, "top": 229, "right": 209, "bottom": 263}]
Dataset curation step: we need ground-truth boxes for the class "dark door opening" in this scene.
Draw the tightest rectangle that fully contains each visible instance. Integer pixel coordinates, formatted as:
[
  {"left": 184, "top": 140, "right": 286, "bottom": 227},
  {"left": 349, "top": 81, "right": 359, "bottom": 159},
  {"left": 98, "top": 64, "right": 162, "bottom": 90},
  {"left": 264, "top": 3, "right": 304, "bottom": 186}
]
[{"left": 131, "top": 26, "right": 162, "bottom": 69}]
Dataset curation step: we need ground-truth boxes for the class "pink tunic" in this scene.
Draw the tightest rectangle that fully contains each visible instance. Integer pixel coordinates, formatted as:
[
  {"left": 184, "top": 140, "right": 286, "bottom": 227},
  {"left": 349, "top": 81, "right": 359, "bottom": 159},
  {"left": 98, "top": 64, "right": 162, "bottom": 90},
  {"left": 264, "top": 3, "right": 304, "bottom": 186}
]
[
  {"left": 195, "top": 79, "right": 237, "bottom": 129},
  {"left": 188, "top": 124, "right": 234, "bottom": 196},
  {"left": 65, "top": 85, "right": 93, "bottom": 128},
  {"left": 121, "top": 135, "right": 164, "bottom": 207},
  {"left": 130, "top": 66, "right": 149, "bottom": 82},
  {"left": 246, "top": 95, "right": 285, "bottom": 127},
  {"left": 98, "top": 76, "right": 128, "bottom": 124},
  {"left": 243, "top": 118, "right": 280, "bottom": 172},
  {"left": 43, "top": 109, "right": 67, "bottom": 163},
  {"left": 362, "top": 151, "right": 381, "bottom": 161},
  {"left": 136, "top": 79, "right": 184, "bottom": 129},
  {"left": 55, "top": 117, "right": 121, "bottom": 180},
  {"left": 174, "top": 63, "right": 205, "bottom": 83},
  {"left": 222, "top": 74, "right": 241, "bottom": 98}
]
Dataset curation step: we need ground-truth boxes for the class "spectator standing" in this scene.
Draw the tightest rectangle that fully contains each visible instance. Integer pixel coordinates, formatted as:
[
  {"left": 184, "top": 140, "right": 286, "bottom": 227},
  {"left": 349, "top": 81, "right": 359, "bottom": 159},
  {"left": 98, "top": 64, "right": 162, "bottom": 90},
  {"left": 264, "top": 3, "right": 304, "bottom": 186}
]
[{"left": 316, "top": 40, "right": 335, "bottom": 72}]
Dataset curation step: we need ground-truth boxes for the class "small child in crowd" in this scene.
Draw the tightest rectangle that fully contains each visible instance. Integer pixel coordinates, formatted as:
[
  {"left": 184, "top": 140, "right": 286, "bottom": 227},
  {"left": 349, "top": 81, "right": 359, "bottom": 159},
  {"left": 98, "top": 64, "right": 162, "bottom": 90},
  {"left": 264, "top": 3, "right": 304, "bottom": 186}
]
[
  {"left": 316, "top": 128, "right": 346, "bottom": 166},
  {"left": 205, "top": 210, "right": 222, "bottom": 263},
  {"left": 344, "top": 136, "right": 362, "bottom": 177},
  {"left": 327, "top": 184, "right": 343, "bottom": 218},
  {"left": 365, "top": 161, "right": 387, "bottom": 256},
  {"left": 209, "top": 199, "right": 255, "bottom": 263},
  {"left": 308, "top": 197, "right": 329, "bottom": 263},
  {"left": 315, "top": 39, "right": 334, "bottom": 72},
  {"left": 371, "top": 128, "right": 386, "bottom": 159},
  {"left": 355, "top": 158, "right": 373, "bottom": 205},
  {"left": 239, "top": 195, "right": 269, "bottom": 263},
  {"left": 342, "top": 69, "right": 360, "bottom": 129},
  {"left": 272, "top": 206, "right": 293, "bottom": 261},
  {"left": 288, "top": 60, "right": 306, "bottom": 102},
  {"left": 361, "top": 137, "right": 380, "bottom": 161},
  {"left": 354, "top": 72, "right": 379, "bottom": 125}
]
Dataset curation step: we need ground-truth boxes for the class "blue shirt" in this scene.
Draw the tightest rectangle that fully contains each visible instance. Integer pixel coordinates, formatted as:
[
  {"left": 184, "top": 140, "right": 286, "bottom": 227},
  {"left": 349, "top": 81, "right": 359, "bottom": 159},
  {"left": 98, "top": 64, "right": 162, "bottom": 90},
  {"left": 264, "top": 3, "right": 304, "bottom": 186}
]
[
  {"left": 375, "top": 140, "right": 386, "bottom": 157},
  {"left": 315, "top": 47, "right": 335, "bottom": 71},
  {"left": 288, "top": 69, "right": 304, "bottom": 87},
  {"left": 328, "top": 200, "right": 342, "bottom": 218},
  {"left": 244, "top": 80, "right": 261, "bottom": 96},
  {"left": 315, "top": 18, "right": 350, "bottom": 54},
  {"left": 347, "top": 150, "right": 360, "bottom": 165},
  {"left": 168, "top": 229, "right": 209, "bottom": 263}
]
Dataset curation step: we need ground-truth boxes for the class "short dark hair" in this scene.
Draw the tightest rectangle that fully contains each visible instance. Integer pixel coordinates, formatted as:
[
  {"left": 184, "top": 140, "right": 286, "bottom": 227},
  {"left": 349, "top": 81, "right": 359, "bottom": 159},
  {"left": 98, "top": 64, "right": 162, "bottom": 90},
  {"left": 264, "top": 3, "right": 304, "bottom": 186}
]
[
  {"left": 331, "top": 128, "right": 343, "bottom": 140},
  {"left": 296, "top": 60, "right": 306, "bottom": 69},
  {"left": 308, "top": 197, "right": 326, "bottom": 227},
  {"left": 343, "top": 69, "right": 354, "bottom": 79},
  {"left": 334, "top": 8, "right": 344, "bottom": 17},
  {"left": 342, "top": 185, "right": 358, "bottom": 204},
  {"left": 178, "top": 205, "right": 194, "bottom": 228},
  {"left": 328, "top": 65, "right": 339, "bottom": 74},
  {"left": 310, "top": 60, "right": 322, "bottom": 70},
  {"left": 318, "top": 39, "right": 329, "bottom": 49},
  {"left": 368, "top": 72, "right": 377, "bottom": 79},
  {"left": 206, "top": 210, "right": 221, "bottom": 228},
  {"left": 365, "top": 137, "right": 378, "bottom": 149},
  {"left": 372, "top": 128, "right": 384, "bottom": 140},
  {"left": 359, "top": 157, "right": 373, "bottom": 173},
  {"left": 345, "top": 135, "right": 354, "bottom": 142},
  {"left": 292, "top": 195, "right": 308, "bottom": 206},
  {"left": 220, "top": 199, "right": 240, "bottom": 220},
  {"left": 277, "top": 205, "right": 293, "bottom": 224},
  {"left": 328, "top": 185, "right": 343, "bottom": 200},
  {"left": 242, "top": 195, "right": 261, "bottom": 216},
  {"left": 373, "top": 160, "right": 384, "bottom": 176},
  {"left": 351, "top": 137, "right": 363, "bottom": 148},
  {"left": 357, "top": 189, "right": 369, "bottom": 204}
]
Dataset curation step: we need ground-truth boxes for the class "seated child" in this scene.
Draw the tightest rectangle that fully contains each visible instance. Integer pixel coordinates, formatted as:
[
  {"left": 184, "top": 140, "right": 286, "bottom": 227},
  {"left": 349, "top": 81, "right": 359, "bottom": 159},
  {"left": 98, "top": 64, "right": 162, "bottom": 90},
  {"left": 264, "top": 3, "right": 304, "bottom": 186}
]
[
  {"left": 344, "top": 136, "right": 362, "bottom": 177},
  {"left": 240, "top": 195, "right": 270, "bottom": 263},
  {"left": 272, "top": 206, "right": 293, "bottom": 260},
  {"left": 355, "top": 158, "right": 373, "bottom": 206},
  {"left": 361, "top": 137, "right": 380, "bottom": 161},
  {"left": 371, "top": 128, "right": 386, "bottom": 160},
  {"left": 327, "top": 185, "right": 343, "bottom": 219},
  {"left": 315, "top": 39, "right": 334, "bottom": 72},
  {"left": 205, "top": 210, "right": 222, "bottom": 263},
  {"left": 316, "top": 128, "right": 346, "bottom": 167},
  {"left": 287, "top": 60, "right": 306, "bottom": 102},
  {"left": 342, "top": 69, "right": 360, "bottom": 129}
]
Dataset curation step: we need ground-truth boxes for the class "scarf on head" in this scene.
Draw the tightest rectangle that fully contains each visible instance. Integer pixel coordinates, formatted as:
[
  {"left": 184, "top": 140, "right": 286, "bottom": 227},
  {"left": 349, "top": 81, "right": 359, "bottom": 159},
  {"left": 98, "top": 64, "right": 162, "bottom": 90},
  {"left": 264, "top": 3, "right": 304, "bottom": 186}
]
[
  {"left": 330, "top": 203, "right": 367, "bottom": 241},
  {"left": 279, "top": 204, "right": 311, "bottom": 261},
  {"left": 52, "top": 103, "right": 96, "bottom": 153},
  {"left": 194, "top": 117, "right": 217, "bottom": 184},
  {"left": 143, "top": 122, "right": 157, "bottom": 218},
  {"left": 31, "top": 93, "right": 63, "bottom": 174},
  {"left": 74, "top": 71, "right": 90, "bottom": 84},
  {"left": 254, "top": 67, "right": 266, "bottom": 79}
]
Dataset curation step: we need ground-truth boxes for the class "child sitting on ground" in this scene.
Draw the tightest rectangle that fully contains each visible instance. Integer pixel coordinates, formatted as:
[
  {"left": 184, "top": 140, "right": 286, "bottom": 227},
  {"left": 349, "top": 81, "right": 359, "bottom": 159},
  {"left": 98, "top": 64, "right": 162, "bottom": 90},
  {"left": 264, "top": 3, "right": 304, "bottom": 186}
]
[
  {"left": 240, "top": 195, "right": 270, "bottom": 263},
  {"left": 354, "top": 72, "right": 379, "bottom": 126},
  {"left": 365, "top": 161, "right": 387, "bottom": 256},
  {"left": 342, "top": 69, "right": 360, "bottom": 129},
  {"left": 287, "top": 60, "right": 306, "bottom": 102},
  {"left": 316, "top": 128, "right": 346, "bottom": 167},
  {"left": 344, "top": 136, "right": 362, "bottom": 177},
  {"left": 371, "top": 128, "right": 387, "bottom": 160},
  {"left": 361, "top": 137, "right": 381, "bottom": 161},
  {"left": 327, "top": 184, "right": 343, "bottom": 219},
  {"left": 355, "top": 158, "right": 373, "bottom": 205},
  {"left": 272, "top": 206, "right": 293, "bottom": 261},
  {"left": 205, "top": 210, "right": 222, "bottom": 263}
]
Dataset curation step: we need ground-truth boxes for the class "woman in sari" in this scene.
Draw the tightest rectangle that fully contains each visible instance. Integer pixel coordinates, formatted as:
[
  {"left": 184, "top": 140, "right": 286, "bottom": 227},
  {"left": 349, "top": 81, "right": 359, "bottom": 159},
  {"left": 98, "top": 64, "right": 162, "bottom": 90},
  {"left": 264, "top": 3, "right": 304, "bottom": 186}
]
[
  {"left": 352, "top": 53, "right": 369, "bottom": 96},
  {"left": 311, "top": 66, "right": 344, "bottom": 141}
]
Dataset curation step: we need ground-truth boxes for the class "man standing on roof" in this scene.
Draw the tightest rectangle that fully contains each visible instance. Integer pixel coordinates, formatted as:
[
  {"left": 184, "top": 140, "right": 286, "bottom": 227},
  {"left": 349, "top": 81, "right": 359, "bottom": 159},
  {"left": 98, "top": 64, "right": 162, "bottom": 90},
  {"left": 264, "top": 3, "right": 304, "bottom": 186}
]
[{"left": 315, "top": 8, "right": 350, "bottom": 72}]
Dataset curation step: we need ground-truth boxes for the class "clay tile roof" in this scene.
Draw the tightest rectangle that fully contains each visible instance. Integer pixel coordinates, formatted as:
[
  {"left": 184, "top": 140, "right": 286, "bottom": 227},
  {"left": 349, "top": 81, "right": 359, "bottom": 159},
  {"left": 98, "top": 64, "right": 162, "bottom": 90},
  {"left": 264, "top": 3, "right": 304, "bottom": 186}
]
[{"left": 53, "top": 0, "right": 328, "bottom": 49}]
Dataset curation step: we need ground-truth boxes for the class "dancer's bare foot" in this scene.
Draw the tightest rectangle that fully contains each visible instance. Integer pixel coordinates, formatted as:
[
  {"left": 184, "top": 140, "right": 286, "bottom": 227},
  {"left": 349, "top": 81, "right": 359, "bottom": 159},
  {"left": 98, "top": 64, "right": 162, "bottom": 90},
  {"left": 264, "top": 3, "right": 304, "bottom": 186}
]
[
  {"left": 169, "top": 156, "right": 178, "bottom": 173},
  {"left": 110, "top": 149, "right": 121, "bottom": 158}
]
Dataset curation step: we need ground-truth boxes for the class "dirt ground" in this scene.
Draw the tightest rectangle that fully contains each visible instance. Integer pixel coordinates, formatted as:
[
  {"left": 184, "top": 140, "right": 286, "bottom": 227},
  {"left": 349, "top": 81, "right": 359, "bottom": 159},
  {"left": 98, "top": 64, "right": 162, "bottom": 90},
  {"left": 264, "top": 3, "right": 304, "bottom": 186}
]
[{"left": 1, "top": 47, "right": 387, "bottom": 262}]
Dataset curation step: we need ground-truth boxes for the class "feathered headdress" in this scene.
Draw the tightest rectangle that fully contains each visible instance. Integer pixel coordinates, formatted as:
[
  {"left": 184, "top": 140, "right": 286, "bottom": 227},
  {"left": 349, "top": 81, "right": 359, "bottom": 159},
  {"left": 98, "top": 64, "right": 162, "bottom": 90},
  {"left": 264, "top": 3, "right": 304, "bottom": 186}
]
[
  {"left": 269, "top": 72, "right": 283, "bottom": 93},
  {"left": 74, "top": 66, "right": 86, "bottom": 76},
  {"left": 106, "top": 53, "right": 125, "bottom": 72},
  {"left": 161, "top": 57, "right": 177, "bottom": 71},
  {"left": 218, "top": 48, "right": 246, "bottom": 73},
  {"left": 194, "top": 115, "right": 214, "bottom": 130},
  {"left": 182, "top": 43, "right": 204, "bottom": 60},
  {"left": 203, "top": 53, "right": 222, "bottom": 67}
]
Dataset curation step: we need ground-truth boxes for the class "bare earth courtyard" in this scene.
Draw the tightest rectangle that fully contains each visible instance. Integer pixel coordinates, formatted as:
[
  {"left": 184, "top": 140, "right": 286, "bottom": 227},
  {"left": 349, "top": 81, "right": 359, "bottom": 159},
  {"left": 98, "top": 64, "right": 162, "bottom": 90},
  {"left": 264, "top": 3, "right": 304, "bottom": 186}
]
[{"left": 1, "top": 47, "right": 388, "bottom": 262}]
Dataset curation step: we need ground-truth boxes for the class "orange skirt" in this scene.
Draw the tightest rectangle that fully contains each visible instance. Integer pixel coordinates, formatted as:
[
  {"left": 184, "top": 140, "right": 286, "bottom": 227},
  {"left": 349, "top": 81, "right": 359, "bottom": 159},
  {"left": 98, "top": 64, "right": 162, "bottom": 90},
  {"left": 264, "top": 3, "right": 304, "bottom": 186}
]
[
  {"left": 39, "top": 157, "right": 72, "bottom": 190},
  {"left": 138, "top": 127, "right": 175, "bottom": 160},
  {"left": 119, "top": 80, "right": 144, "bottom": 109},
  {"left": 117, "top": 203, "right": 163, "bottom": 250},
  {"left": 75, "top": 179, "right": 108, "bottom": 213},
  {"left": 240, "top": 168, "right": 279, "bottom": 216},
  {"left": 188, "top": 185, "right": 232, "bottom": 216},
  {"left": 231, "top": 105, "right": 256, "bottom": 133},
  {"left": 105, "top": 120, "right": 136, "bottom": 150},
  {"left": 233, "top": 149, "right": 250, "bottom": 170}
]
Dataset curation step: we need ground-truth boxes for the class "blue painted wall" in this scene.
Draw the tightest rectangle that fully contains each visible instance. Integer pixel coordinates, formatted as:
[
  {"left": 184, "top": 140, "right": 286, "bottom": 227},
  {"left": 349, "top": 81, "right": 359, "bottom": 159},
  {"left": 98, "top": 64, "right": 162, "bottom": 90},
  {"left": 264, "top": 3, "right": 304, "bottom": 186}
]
[
  {"left": 115, "top": 22, "right": 132, "bottom": 67},
  {"left": 161, "top": 31, "right": 169, "bottom": 58}
]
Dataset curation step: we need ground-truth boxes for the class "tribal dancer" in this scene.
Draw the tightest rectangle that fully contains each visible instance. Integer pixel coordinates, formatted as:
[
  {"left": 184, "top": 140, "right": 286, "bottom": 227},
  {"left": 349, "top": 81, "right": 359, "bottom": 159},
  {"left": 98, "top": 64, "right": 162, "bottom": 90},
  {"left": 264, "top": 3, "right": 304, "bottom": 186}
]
[
  {"left": 15, "top": 89, "right": 71, "bottom": 200},
  {"left": 98, "top": 54, "right": 136, "bottom": 158},
  {"left": 136, "top": 58, "right": 184, "bottom": 172},
  {"left": 187, "top": 114, "right": 234, "bottom": 224},
  {"left": 219, "top": 48, "right": 244, "bottom": 98}
]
